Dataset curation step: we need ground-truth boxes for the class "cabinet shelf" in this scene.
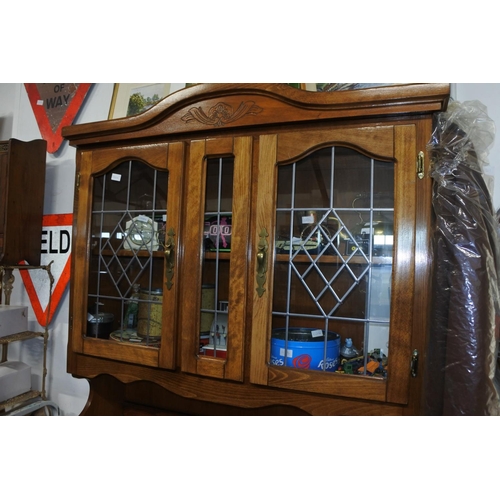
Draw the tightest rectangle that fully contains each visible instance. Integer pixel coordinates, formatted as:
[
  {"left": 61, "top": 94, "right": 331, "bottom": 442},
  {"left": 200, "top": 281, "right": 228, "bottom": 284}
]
[
  {"left": 97, "top": 249, "right": 165, "bottom": 258},
  {"left": 203, "top": 253, "right": 391, "bottom": 265},
  {"left": 0, "top": 390, "right": 43, "bottom": 412},
  {"left": 0, "top": 330, "right": 46, "bottom": 345},
  {"left": 203, "top": 251, "right": 231, "bottom": 260},
  {"left": 274, "top": 254, "right": 392, "bottom": 265}
]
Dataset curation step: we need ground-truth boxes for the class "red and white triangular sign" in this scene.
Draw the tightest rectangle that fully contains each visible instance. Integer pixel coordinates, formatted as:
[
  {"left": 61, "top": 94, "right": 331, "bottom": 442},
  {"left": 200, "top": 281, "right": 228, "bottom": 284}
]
[
  {"left": 24, "top": 83, "right": 92, "bottom": 153},
  {"left": 19, "top": 214, "right": 73, "bottom": 327}
]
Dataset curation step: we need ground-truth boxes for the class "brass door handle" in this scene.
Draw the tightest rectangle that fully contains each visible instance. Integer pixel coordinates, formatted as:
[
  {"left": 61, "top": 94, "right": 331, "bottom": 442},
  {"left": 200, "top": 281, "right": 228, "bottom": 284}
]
[
  {"left": 164, "top": 228, "right": 175, "bottom": 290},
  {"left": 256, "top": 228, "right": 268, "bottom": 297},
  {"left": 417, "top": 151, "right": 425, "bottom": 180},
  {"left": 257, "top": 251, "right": 265, "bottom": 272}
]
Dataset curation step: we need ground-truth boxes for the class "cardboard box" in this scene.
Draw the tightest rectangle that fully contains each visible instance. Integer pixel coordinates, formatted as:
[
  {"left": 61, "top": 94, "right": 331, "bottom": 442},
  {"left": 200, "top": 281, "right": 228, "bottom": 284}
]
[
  {"left": 0, "top": 361, "right": 31, "bottom": 401},
  {"left": 0, "top": 305, "right": 28, "bottom": 338}
]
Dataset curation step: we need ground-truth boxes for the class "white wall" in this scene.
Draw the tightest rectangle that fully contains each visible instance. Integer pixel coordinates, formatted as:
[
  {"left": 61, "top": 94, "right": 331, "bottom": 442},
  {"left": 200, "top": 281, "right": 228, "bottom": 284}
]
[
  {"left": 1, "top": 84, "right": 116, "bottom": 415},
  {"left": 455, "top": 84, "right": 500, "bottom": 209},
  {"left": 1, "top": 83, "right": 499, "bottom": 415}
]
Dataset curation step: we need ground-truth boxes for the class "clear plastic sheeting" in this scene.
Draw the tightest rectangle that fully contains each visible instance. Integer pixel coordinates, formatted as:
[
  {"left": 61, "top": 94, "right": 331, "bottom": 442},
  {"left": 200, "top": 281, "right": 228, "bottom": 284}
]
[{"left": 424, "top": 100, "right": 500, "bottom": 416}]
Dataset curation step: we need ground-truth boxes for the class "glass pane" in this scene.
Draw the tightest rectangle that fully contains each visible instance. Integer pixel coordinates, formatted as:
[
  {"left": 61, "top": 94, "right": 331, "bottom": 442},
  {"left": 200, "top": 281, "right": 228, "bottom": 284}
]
[
  {"left": 199, "top": 157, "right": 234, "bottom": 358},
  {"left": 373, "top": 160, "right": 394, "bottom": 208},
  {"left": 273, "top": 146, "right": 393, "bottom": 379},
  {"left": 87, "top": 160, "right": 168, "bottom": 347},
  {"left": 334, "top": 147, "right": 371, "bottom": 209}
]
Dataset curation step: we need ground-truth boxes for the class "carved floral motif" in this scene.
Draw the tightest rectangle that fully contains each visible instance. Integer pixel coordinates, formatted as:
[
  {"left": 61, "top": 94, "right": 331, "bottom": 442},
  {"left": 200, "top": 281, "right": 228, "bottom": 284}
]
[{"left": 181, "top": 101, "right": 262, "bottom": 127}]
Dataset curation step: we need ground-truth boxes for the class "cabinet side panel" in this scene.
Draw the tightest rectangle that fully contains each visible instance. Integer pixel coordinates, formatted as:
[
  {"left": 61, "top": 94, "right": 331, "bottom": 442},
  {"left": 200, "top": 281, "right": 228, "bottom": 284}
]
[
  {"left": 0, "top": 149, "right": 8, "bottom": 262},
  {"left": 405, "top": 118, "right": 434, "bottom": 414},
  {"left": 386, "top": 125, "right": 417, "bottom": 404},
  {"left": 2, "top": 140, "right": 46, "bottom": 266},
  {"left": 70, "top": 150, "right": 93, "bottom": 355}
]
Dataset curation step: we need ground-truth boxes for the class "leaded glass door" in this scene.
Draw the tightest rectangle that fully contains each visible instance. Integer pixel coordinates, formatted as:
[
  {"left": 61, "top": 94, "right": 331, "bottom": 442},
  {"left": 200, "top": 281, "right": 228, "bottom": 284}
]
[
  {"left": 88, "top": 160, "right": 168, "bottom": 345},
  {"left": 180, "top": 137, "right": 252, "bottom": 381},
  {"left": 251, "top": 126, "right": 416, "bottom": 404},
  {"left": 70, "top": 142, "right": 184, "bottom": 369},
  {"left": 272, "top": 145, "right": 393, "bottom": 377}
]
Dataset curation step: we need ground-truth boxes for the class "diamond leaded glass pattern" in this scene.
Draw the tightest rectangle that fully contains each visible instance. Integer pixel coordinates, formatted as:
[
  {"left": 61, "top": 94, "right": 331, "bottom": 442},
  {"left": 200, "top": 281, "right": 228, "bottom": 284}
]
[
  {"left": 272, "top": 146, "right": 394, "bottom": 374},
  {"left": 88, "top": 160, "right": 168, "bottom": 345}
]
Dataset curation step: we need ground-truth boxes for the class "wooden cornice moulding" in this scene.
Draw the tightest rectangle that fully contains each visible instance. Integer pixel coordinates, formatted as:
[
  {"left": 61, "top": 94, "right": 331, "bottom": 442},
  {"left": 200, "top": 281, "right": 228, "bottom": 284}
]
[{"left": 62, "top": 83, "right": 451, "bottom": 146}]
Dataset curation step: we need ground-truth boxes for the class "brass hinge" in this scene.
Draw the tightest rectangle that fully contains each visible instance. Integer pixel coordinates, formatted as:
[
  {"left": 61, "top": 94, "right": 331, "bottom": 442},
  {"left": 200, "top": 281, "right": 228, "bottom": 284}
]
[
  {"left": 410, "top": 349, "right": 419, "bottom": 377},
  {"left": 416, "top": 151, "right": 425, "bottom": 180},
  {"left": 76, "top": 173, "right": 80, "bottom": 189}
]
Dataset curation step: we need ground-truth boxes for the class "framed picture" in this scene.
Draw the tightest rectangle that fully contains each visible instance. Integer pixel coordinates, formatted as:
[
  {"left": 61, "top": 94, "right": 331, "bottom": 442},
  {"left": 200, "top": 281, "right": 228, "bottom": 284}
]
[
  {"left": 287, "top": 84, "right": 399, "bottom": 91},
  {"left": 287, "top": 83, "right": 307, "bottom": 90},
  {"left": 108, "top": 83, "right": 173, "bottom": 119},
  {"left": 314, "top": 83, "right": 398, "bottom": 92}
]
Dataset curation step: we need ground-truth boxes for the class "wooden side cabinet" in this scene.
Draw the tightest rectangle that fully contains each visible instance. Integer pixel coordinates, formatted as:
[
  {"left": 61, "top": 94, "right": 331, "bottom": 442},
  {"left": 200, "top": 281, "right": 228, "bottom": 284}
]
[
  {"left": 0, "top": 139, "right": 47, "bottom": 266},
  {"left": 63, "top": 84, "right": 450, "bottom": 415}
]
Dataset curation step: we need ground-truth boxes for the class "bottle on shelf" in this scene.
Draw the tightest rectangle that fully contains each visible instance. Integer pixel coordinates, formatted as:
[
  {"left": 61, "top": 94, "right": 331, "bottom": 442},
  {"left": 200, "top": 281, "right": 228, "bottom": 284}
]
[
  {"left": 340, "top": 338, "right": 360, "bottom": 361},
  {"left": 124, "top": 284, "right": 140, "bottom": 331}
]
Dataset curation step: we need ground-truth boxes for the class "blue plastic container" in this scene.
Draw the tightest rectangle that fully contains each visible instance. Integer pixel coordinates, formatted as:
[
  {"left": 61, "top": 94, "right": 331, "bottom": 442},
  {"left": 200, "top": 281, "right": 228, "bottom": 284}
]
[{"left": 270, "top": 328, "right": 340, "bottom": 372}]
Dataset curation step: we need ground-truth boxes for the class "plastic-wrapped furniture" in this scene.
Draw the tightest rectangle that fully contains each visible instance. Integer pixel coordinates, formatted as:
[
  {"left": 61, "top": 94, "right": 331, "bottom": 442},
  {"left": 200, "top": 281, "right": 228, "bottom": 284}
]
[{"left": 424, "top": 100, "right": 500, "bottom": 416}]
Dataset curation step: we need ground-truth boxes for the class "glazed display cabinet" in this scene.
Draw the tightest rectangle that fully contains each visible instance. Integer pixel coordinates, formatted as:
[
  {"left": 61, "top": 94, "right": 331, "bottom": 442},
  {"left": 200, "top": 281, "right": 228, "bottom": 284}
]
[{"left": 63, "top": 83, "right": 450, "bottom": 415}]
